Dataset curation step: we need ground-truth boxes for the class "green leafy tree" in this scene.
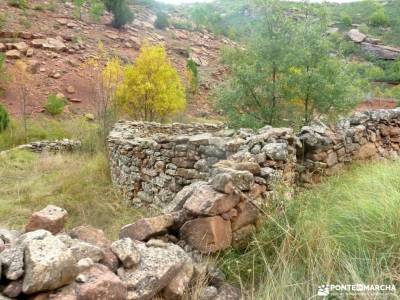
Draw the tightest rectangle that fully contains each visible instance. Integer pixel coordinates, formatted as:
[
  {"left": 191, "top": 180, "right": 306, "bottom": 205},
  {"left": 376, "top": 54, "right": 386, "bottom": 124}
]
[
  {"left": 217, "top": 0, "right": 295, "bottom": 128},
  {"left": 104, "top": 0, "right": 133, "bottom": 28},
  {"left": 154, "top": 12, "right": 169, "bottom": 29},
  {"left": 217, "top": 0, "right": 360, "bottom": 128},
  {"left": 0, "top": 104, "right": 9, "bottom": 133},
  {"left": 285, "top": 5, "right": 359, "bottom": 124}
]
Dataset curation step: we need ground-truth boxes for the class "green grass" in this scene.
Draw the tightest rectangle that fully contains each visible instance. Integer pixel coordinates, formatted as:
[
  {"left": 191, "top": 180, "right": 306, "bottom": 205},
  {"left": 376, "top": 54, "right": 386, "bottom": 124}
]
[
  {"left": 0, "top": 150, "right": 149, "bottom": 239},
  {"left": 0, "top": 117, "right": 101, "bottom": 152},
  {"left": 221, "top": 161, "right": 400, "bottom": 299}
]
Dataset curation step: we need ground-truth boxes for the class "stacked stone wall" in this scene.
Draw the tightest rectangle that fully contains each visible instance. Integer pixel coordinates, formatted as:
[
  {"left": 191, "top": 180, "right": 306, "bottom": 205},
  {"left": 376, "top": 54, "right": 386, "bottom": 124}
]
[
  {"left": 298, "top": 108, "right": 400, "bottom": 183},
  {"left": 108, "top": 108, "right": 400, "bottom": 253}
]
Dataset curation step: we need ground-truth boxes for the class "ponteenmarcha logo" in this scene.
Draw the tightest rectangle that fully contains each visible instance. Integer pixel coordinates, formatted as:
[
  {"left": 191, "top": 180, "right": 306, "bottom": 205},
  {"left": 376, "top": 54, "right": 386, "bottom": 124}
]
[{"left": 317, "top": 284, "right": 396, "bottom": 297}]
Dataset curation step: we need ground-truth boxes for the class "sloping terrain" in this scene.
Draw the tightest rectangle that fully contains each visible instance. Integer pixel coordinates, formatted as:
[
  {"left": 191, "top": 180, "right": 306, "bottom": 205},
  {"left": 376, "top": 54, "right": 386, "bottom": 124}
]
[{"left": 0, "top": 0, "right": 235, "bottom": 119}]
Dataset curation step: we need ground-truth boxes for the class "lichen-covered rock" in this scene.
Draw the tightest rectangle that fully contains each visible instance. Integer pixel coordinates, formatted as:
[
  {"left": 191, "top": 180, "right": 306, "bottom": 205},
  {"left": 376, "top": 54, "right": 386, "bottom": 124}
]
[
  {"left": 120, "top": 240, "right": 190, "bottom": 300},
  {"left": 163, "top": 259, "right": 194, "bottom": 300},
  {"left": 58, "top": 234, "right": 104, "bottom": 263},
  {"left": 0, "top": 246, "right": 24, "bottom": 280},
  {"left": 70, "top": 225, "right": 119, "bottom": 271},
  {"left": 180, "top": 216, "right": 232, "bottom": 253},
  {"left": 75, "top": 264, "right": 127, "bottom": 300},
  {"left": 23, "top": 235, "right": 78, "bottom": 294},
  {"left": 120, "top": 215, "right": 174, "bottom": 241},
  {"left": 111, "top": 238, "right": 141, "bottom": 268},
  {"left": 183, "top": 184, "right": 240, "bottom": 216},
  {"left": 25, "top": 205, "right": 68, "bottom": 234}
]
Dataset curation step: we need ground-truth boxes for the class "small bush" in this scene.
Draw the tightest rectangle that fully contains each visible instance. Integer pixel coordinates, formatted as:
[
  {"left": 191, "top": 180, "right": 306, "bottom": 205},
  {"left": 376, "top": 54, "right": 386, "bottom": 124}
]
[
  {"left": 7, "top": 0, "right": 28, "bottom": 9},
  {"left": 104, "top": 0, "right": 134, "bottom": 29},
  {"left": 370, "top": 9, "right": 389, "bottom": 27},
  {"left": 45, "top": 94, "right": 65, "bottom": 116},
  {"left": 89, "top": 0, "right": 105, "bottom": 22},
  {"left": 340, "top": 13, "right": 352, "bottom": 27},
  {"left": 0, "top": 14, "right": 7, "bottom": 29},
  {"left": 154, "top": 12, "right": 169, "bottom": 30},
  {"left": 0, "top": 54, "right": 8, "bottom": 91},
  {"left": 0, "top": 104, "right": 10, "bottom": 133},
  {"left": 186, "top": 58, "right": 199, "bottom": 93}
]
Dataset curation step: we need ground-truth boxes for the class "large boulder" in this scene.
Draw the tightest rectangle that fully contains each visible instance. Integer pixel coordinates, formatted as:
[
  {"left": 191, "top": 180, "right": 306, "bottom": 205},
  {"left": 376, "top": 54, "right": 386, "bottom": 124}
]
[
  {"left": 23, "top": 235, "right": 78, "bottom": 294},
  {"left": 119, "top": 215, "right": 174, "bottom": 241},
  {"left": 361, "top": 42, "right": 400, "bottom": 60},
  {"left": 120, "top": 240, "right": 191, "bottom": 300},
  {"left": 347, "top": 29, "right": 366, "bottom": 43},
  {"left": 183, "top": 184, "right": 240, "bottom": 216},
  {"left": 180, "top": 216, "right": 232, "bottom": 253},
  {"left": 25, "top": 205, "right": 68, "bottom": 234}
]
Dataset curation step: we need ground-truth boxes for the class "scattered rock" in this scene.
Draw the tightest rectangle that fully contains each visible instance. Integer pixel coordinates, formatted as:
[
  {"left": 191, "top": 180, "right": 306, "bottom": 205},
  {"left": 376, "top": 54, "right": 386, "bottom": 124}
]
[
  {"left": 183, "top": 184, "right": 240, "bottom": 216},
  {"left": 120, "top": 215, "right": 174, "bottom": 241},
  {"left": 163, "top": 259, "right": 194, "bottom": 300},
  {"left": 0, "top": 246, "right": 24, "bottom": 280},
  {"left": 180, "top": 216, "right": 232, "bottom": 253},
  {"left": 66, "top": 86, "right": 76, "bottom": 94},
  {"left": 23, "top": 235, "right": 78, "bottom": 294},
  {"left": 75, "top": 264, "right": 127, "bottom": 300},
  {"left": 5, "top": 49, "right": 21, "bottom": 59},
  {"left": 25, "top": 205, "right": 68, "bottom": 234},
  {"left": 111, "top": 238, "right": 141, "bottom": 268},
  {"left": 120, "top": 241, "right": 190, "bottom": 300}
]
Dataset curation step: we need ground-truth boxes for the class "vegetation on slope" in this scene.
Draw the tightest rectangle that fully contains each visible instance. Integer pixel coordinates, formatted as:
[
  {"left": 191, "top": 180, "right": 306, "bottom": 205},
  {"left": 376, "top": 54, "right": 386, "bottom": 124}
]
[
  {"left": 221, "top": 161, "right": 400, "bottom": 298},
  {"left": 0, "top": 118, "right": 151, "bottom": 239}
]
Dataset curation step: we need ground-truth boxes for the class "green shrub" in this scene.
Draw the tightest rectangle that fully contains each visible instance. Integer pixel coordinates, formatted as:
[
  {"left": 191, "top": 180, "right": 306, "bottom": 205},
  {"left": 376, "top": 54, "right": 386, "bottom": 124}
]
[
  {"left": 7, "top": 0, "right": 28, "bottom": 9},
  {"left": 369, "top": 9, "right": 389, "bottom": 27},
  {"left": 340, "top": 13, "right": 352, "bottom": 27},
  {"left": 104, "top": 0, "right": 134, "bottom": 29},
  {"left": 0, "top": 54, "right": 8, "bottom": 91},
  {"left": 154, "top": 12, "right": 169, "bottom": 29},
  {"left": 45, "top": 94, "right": 65, "bottom": 116},
  {"left": 0, "top": 14, "right": 7, "bottom": 29},
  {"left": 89, "top": 0, "right": 105, "bottom": 22},
  {"left": 0, "top": 104, "right": 9, "bottom": 133},
  {"left": 186, "top": 58, "right": 199, "bottom": 93}
]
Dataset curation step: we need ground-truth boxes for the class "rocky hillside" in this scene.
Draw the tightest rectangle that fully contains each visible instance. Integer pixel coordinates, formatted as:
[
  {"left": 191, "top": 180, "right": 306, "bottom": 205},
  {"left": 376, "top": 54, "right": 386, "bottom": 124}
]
[{"left": 0, "top": 0, "right": 236, "bottom": 119}]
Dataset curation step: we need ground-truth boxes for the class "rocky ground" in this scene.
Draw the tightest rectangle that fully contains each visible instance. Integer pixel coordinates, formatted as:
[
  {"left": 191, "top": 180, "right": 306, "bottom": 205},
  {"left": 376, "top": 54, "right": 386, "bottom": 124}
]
[
  {"left": 0, "top": 205, "right": 240, "bottom": 300},
  {"left": 0, "top": 0, "right": 235, "bottom": 119}
]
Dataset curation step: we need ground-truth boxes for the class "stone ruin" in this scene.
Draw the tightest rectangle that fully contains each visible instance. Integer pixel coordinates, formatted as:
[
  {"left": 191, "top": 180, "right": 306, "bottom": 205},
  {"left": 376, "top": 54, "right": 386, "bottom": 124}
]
[
  {"left": 1, "top": 108, "right": 400, "bottom": 300},
  {"left": 108, "top": 108, "right": 400, "bottom": 254}
]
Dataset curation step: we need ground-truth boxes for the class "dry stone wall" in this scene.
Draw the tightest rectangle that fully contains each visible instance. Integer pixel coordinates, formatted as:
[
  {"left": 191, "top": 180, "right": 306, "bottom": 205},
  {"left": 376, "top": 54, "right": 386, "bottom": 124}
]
[
  {"left": 108, "top": 108, "right": 400, "bottom": 253},
  {"left": 108, "top": 121, "right": 297, "bottom": 208},
  {"left": 298, "top": 108, "right": 400, "bottom": 183}
]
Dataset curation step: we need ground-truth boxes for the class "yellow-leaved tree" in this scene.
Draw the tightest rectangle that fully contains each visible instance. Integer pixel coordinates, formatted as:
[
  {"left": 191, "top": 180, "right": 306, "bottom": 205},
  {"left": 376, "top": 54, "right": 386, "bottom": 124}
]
[{"left": 117, "top": 44, "right": 186, "bottom": 121}]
